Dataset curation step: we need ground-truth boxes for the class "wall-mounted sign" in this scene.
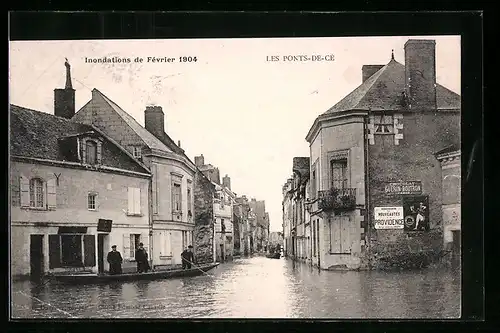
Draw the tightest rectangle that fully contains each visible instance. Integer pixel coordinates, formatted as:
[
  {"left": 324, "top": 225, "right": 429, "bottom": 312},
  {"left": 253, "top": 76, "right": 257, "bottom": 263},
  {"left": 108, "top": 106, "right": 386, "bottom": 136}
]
[
  {"left": 97, "top": 219, "right": 113, "bottom": 233},
  {"left": 374, "top": 206, "right": 404, "bottom": 229},
  {"left": 384, "top": 181, "right": 422, "bottom": 195},
  {"left": 403, "top": 195, "right": 429, "bottom": 232}
]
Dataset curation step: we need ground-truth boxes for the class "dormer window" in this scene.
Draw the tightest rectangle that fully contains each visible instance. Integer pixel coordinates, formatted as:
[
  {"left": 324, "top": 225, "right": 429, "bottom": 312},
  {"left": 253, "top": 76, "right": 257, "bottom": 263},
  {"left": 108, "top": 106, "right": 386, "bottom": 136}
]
[
  {"left": 374, "top": 114, "right": 394, "bottom": 134},
  {"left": 132, "top": 146, "right": 142, "bottom": 159},
  {"left": 80, "top": 137, "right": 102, "bottom": 165},
  {"left": 86, "top": 141, "right": 97, "bottom": 164}
]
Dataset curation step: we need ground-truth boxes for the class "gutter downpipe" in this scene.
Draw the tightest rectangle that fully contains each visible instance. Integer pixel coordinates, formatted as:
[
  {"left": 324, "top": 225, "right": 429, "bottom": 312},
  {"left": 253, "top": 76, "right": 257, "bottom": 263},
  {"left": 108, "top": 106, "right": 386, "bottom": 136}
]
[
  {"left": 148, "top": 171, "right": 154, "bottom": 270},
  {"left": 364, "top": 114, "right": 372, "bottom": 269}
]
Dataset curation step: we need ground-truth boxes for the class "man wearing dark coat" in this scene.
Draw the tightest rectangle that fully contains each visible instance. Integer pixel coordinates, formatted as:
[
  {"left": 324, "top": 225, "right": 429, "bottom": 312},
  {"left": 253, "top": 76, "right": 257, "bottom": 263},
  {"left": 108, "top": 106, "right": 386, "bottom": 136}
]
[
  {"left": 181, "top": 245, "right": 195, "bottom": 269},
  {"left": 107, "top": 245, "right": 123, "bottom": 275},
  {"left": 135, "top": 242, "right": 150, "bottom": 273}
]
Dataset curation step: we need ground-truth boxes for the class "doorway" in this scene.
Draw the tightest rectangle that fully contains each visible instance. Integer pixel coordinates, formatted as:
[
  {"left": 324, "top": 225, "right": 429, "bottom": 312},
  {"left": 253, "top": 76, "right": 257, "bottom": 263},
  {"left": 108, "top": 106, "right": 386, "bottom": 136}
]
[
  {"left": 97, "top": 234, "right": 108, "bottom": 274},
  {"left": 30, "top": 235, "right": 44, "bottom": 279}
]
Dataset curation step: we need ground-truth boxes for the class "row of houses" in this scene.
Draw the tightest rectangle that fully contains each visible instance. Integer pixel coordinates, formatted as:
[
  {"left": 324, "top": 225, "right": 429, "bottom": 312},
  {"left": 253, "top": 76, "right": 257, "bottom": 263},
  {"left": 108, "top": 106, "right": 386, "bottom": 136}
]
[
  {"left": 282, "top": 39, "right": 461, "bottom": 270},
  {"left": 9, "top": 60, "right": 269, "bottom": 279}
]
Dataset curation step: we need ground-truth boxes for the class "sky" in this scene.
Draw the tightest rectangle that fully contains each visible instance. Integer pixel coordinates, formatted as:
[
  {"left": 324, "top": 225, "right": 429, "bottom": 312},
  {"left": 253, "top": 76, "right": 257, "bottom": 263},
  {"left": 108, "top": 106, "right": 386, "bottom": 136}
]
[{"left": 9, "top": 36, "right": 460, "bottom": 232}]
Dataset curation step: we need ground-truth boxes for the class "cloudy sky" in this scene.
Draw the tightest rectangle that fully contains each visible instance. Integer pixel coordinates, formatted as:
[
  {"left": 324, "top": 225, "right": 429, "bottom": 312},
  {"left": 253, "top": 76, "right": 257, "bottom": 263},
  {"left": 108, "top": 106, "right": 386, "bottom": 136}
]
[{"left": 9, "top": 36, "right": 460, "bottom": 232}]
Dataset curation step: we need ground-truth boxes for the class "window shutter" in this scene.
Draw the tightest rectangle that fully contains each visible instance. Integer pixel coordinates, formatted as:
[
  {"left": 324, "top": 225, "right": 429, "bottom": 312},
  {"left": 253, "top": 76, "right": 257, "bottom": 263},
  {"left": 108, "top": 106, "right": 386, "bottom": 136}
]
[
  {"left": 20, "top": 175, "right": 30, "bottom": 207},
  {"left": 123, "top": 233, "right": 130, "bottom": 259},
  {"left": 49, "top": 235, "right": 61, "bottom": 268},
  {"left": 127, "top": 187, "right": 134, "bottom": 214},
  {"left": 134, "top": 187, "right": 141, "bottom": 214},
  {"left": 341, "top": 216, "right": 351, "bottom": 253},
  {"left": 83, "top": 235, "right": 96, "bottom": 267},
  {"left": 96, "top": 142, "right": 102, "bottom": 164},
  {"left": 46, "top": 178, "right": 57, "bottom": 210}
]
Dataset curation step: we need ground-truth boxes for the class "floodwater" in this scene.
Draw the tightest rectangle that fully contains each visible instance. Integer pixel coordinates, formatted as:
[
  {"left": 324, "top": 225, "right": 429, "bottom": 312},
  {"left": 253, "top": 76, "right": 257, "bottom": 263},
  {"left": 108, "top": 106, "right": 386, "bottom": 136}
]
[{"left": 11, "top": 256, "right": 460, "bottom": 319}]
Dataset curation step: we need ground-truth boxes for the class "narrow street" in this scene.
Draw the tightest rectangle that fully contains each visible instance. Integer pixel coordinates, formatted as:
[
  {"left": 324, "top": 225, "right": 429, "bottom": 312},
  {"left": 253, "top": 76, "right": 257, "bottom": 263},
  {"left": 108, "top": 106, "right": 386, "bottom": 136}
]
[{"left": 11, "top": 256, "right": 460, "bottom": 319}]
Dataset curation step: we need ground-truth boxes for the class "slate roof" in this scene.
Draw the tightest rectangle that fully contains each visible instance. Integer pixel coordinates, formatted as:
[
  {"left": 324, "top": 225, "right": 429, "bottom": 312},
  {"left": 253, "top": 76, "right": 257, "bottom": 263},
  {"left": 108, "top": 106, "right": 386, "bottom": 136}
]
[
  {"left": 323, "top": 59, "right": 461, "bottom": 115},
  {"left": 435, "top": 143, "right": 460, "bottom": 156},
  {"left": 10, "top": 104, "right": 93, "bottom": 159},
  {"left": 10, "top": 104, "right": 149, "bottom": 174},
  {"left": 93, "top": 89, "right": 173, "bottom": 152}
]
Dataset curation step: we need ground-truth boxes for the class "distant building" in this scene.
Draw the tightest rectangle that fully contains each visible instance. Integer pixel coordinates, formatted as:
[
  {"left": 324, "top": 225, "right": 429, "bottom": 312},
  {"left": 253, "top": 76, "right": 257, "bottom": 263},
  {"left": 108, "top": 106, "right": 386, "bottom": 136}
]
[
  {"left": 248, "top": 199, "right": 270, "bottom": 252},
  {"left": 435, "top": 145, "right": 461, "bottom": 267},
  {"left": 282, "top": 179, "right": 293, "bottom": 257},
  {"left": 234, "top": 195, "right": 256, "bottom": 256},
  {"left": 305, "top": 40, "right": 460, "bottom": 270},
  {"left": 269, "top": 232, "right": 284, "bottom": 247},
  {"left": 281, "top": 157, "right": 311, "bottom": 264},
  {"left": 10, "top": 61, "right": 151, "bottom": 278}
]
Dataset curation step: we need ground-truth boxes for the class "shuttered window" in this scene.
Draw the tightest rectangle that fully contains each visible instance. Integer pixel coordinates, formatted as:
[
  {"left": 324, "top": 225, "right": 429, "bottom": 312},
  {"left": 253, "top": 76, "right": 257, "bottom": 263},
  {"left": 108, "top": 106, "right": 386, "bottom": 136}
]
[{"left": 29, "top": 178, "right": 44, "bottom": 208}]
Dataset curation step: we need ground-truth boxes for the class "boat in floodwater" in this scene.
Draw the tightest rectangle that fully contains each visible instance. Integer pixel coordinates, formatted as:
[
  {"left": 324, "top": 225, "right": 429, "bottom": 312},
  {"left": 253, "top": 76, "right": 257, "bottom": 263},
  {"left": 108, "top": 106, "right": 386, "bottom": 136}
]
[{"left": 48, "top": 263, "right": 219, "bottom": 284}]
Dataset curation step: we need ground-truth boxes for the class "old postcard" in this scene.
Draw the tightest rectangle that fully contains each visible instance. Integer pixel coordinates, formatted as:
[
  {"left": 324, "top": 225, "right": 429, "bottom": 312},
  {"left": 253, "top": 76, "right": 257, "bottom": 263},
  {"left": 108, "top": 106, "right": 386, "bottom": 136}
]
[{"left": 9, "top": 35, "right": 461, "bottom": 319}]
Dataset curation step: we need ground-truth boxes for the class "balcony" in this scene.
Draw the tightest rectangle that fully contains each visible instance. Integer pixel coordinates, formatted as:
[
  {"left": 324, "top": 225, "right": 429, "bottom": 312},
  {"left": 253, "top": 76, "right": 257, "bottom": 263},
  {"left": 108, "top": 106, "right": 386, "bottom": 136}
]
[{"left": 317, "top": 188, "right": 356, "bottom": 212}]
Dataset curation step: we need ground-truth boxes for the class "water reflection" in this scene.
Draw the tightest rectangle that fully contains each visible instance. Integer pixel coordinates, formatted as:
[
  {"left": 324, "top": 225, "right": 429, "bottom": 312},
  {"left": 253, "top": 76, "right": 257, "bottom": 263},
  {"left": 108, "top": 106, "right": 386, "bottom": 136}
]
[{"left": 11, "top": 257, "right": 460, "bottom": 319}]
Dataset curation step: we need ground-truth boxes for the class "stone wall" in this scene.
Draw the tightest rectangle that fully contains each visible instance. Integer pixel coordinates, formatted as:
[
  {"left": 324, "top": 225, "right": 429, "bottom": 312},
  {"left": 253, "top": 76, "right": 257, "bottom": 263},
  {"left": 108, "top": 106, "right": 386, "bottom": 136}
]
[{"left": 193, "top": 169, "right": 215, "bottom": 264}]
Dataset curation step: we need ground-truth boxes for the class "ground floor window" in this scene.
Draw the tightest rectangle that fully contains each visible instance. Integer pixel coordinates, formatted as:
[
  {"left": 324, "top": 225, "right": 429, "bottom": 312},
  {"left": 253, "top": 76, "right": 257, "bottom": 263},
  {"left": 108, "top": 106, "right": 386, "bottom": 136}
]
[{"left": 49, "top": 234, "right": 95, "bottom": 268}]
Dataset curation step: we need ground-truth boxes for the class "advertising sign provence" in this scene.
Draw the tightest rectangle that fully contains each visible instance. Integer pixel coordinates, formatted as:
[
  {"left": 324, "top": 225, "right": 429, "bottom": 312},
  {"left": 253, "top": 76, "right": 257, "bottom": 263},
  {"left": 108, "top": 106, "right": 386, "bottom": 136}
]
[
  {"left": 374, "top": 207, "right": 404, "bottom": 229},
  {"left": 384, "top": 181, "right": 422, "bottom": 195}
]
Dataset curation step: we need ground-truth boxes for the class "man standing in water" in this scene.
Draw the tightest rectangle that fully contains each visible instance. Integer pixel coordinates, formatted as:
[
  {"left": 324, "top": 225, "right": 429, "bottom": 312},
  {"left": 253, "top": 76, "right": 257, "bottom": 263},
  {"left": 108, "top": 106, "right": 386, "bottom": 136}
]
[
  {"left": 181, "top": 245, "right": 196, "bottom": 269},
  {"left": 107, "top": 245, "right": 123, "bottom": 275}
]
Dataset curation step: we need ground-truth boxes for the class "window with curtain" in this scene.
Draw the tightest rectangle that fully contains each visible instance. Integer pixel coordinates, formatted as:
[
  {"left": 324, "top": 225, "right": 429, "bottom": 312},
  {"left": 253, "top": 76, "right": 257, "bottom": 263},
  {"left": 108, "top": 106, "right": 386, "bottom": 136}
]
[
  {"left": 29, "top": 178, "right": 44, "bottom": 208},
  {"left": 330, "top": 159, "right": 348, "bottom": 189},
  {"left": 172, "top": 183, "right": 182, "bottom": 212}
]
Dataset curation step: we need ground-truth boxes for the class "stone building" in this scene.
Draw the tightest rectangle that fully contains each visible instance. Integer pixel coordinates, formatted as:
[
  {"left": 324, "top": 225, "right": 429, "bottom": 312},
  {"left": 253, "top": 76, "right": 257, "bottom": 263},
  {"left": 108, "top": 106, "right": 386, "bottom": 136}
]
[
  {"left": 73, "top": 89, "right": 208, "bottom": 268},
  {"left": 282, "top": 157, "right": 311, "bottom": 264},
  {"left": 305, "top": 39, "right": 460, "bottom": 270},
  {"left": 234, "top": 195, "right": 256, "bottom": 256},
  {"left": 194, "top": 155, "right": 236, "bottom": 261},
  {"left": 248, "top": 199, "right": 270, "bottom": 252},
  {"left": 10, "top": 62, "right": 151, "bottom": 278},
  {"left": 435, "top": 145, "right": 461, "bottom": 268},
  {"left": 282, "top": 179, "right": 293, "bottom": 257}
]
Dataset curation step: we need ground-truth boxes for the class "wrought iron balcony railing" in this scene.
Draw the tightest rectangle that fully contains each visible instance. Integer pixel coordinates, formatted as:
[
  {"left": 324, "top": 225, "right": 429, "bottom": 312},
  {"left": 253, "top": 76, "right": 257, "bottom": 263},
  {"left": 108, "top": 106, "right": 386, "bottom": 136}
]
[{"left": 317, "top": 188, "right": 356, "bottom": 211}]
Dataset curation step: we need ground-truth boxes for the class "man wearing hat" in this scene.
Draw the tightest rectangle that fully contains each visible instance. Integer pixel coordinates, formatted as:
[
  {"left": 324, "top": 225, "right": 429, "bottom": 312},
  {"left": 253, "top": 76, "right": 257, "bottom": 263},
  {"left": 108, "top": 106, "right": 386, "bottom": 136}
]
[
  {"left": 181, "top": 245, "right": 196, "bottom": 269},
  {"left": 107, "top": 245, "right": 123, "bottom": 275},
  {"left": 135, "top": 242, "right": 150, "bottom": 273}
]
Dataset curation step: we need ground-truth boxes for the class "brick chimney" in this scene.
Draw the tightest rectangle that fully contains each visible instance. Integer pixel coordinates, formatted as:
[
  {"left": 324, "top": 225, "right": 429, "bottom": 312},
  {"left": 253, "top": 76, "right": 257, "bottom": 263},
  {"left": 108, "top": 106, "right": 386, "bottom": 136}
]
[
  {"left": 222, "top": 174, "right": 231, "bottom": 190},
  {"left": 144, "top": 106, "right": 165, "bottom": 138},
  {"left": 404, "top": 39, "right": 437, "bottom": 111},
  {"left": 54, "top": 59, "right": 75, "bottom": 119},
  {"left": 195, "top": 154, "right": 205, "bottom": 167},
  {"left": 361, "top": 65, "right": 384, "bottom": 83}
]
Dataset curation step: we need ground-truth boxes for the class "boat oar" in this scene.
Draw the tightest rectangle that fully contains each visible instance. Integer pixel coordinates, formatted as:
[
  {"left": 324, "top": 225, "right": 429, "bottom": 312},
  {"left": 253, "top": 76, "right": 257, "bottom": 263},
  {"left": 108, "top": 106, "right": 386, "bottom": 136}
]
[{"left": 181, "top": 257, "right": 215, "bottom": 278}]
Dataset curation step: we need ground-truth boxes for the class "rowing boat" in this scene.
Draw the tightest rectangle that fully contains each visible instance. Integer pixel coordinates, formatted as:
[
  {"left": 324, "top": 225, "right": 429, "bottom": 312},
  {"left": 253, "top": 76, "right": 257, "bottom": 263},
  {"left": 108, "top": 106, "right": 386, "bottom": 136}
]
[{"left": 48, "top": 263, "right": 219, "bottom": 284}]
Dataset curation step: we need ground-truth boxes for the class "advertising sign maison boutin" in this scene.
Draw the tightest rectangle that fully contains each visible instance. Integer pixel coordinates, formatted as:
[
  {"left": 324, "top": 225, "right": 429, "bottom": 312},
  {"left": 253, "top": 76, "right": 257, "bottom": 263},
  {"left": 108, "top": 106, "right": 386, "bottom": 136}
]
[{"left": 384, "top": 181, "right": 422, "bottom": 195}]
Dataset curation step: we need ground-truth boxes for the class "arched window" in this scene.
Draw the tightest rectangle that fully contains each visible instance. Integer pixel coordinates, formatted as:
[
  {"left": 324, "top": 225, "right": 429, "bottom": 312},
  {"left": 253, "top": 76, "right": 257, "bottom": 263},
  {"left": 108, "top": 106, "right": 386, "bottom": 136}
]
[
  {"left": 86, "top": 141, "right": 97, "bottom": 164},
  {"left": 29, "top": 178, "right": 44, "bottom": 208}
]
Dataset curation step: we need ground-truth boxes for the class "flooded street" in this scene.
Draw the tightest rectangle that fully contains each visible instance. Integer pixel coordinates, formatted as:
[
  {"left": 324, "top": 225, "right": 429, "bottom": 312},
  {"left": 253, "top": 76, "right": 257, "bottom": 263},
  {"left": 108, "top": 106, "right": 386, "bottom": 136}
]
[{"left": 11, "top": 256, "right": 460, "bottom": 319}]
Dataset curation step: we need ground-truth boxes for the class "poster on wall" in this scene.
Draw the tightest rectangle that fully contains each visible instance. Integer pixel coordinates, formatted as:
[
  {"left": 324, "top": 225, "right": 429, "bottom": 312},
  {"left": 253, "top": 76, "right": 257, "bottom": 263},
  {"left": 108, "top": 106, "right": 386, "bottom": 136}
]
[
  {"left": 403, "top": 195, "right": 430, "bottom": 231},
  {"left": 374, "top": 206, "right": 404, "bottom": 229}
]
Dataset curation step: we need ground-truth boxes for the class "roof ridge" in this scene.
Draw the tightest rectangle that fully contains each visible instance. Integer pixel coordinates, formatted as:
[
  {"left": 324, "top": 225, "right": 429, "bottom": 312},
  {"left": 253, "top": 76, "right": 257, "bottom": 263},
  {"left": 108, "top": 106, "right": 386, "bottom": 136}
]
[{"left": 10, "top": 104, "right": 86, "bottom": 124}]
